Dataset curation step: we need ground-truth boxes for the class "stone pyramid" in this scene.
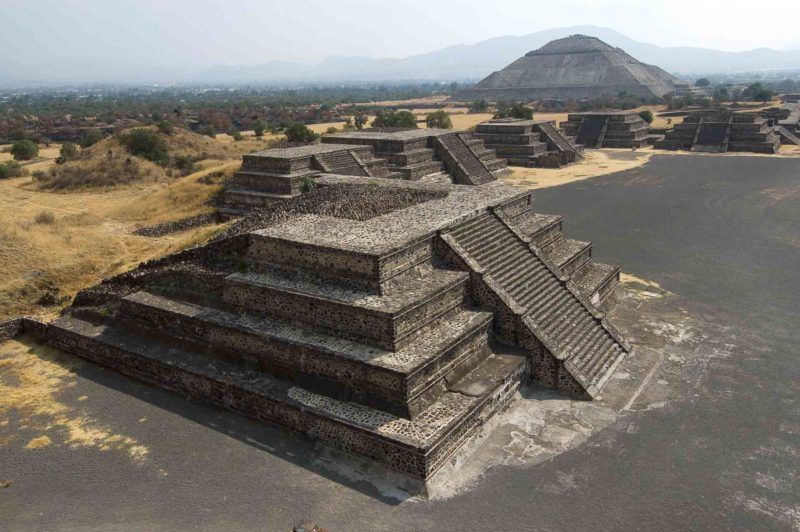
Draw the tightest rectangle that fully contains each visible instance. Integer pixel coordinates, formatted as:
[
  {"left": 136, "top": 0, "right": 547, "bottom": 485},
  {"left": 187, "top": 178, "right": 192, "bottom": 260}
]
[{"left": 460, "top": 34, "right": 682, "bottom": 101}]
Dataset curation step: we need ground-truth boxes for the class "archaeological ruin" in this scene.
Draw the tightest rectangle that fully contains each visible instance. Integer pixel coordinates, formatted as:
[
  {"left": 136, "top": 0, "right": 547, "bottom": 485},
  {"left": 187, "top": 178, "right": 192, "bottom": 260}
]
[
  {"left": 561, "top": 111, "right": 649, "bottom": 148},
  {"left": 1, "top": 170, "right": 630, "bottom": 484},
  {"left": 472, "top": 118, "right": 584, "bottom": 168},
  {"left": 655, "top": 112, "right": 781, "bottom": 153},
  {"left": 459, "top": 34, "right": 683, "bottom": 102},
  {"left": 221, "top": 128, "right": 508, "bottom": 216},
  {"left": 761, "top": 102, "right": 800, "bottom": 145}
]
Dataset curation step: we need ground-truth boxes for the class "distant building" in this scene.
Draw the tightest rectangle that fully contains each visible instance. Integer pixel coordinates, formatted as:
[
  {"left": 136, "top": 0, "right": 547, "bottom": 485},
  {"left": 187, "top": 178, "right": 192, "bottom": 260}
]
[{"left": 459, "top": 35, "right": 684, "bottom": 102}]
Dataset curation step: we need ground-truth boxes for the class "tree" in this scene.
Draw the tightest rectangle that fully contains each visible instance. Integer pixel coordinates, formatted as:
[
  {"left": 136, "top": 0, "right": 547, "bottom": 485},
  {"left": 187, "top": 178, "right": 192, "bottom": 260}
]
[
  {"left": 119, "top": 128, "right": 170, "bottom": 166},
  {"left": 712, "top": 87, "right": 729, "bottom": 103},
  {"left": 638, "top": 110, "right": 654, "bottom": 124},
  {"left": 493, "top": 102, "right": 533, "bottom": 120},
  {"left": 11, "top": 139, "right": 38, "bottom": 161},
  {"left": 695, "top": 78, "right": 710, "bottom": 87},
  {"left": 371, "top": 110, "right": 418, "bottom": 128},
  {"left": 80, "top": 129, "right": 104, "bottom": 148},
  {"left": 284, "top": 123, "right": 319, "bottom": 143},
  {"left": 354, "top": 113, "right": 368, "bottom": 130},
  {"left": 468, "top": 99, "right": 489, "bottom": 113},
  {"left": 325, "top": 126, "right": 338, "bottom": 134},
  {"left": 57, "top": 143, "right": 79, "bottom": 164},
  {"left": 743, "top": 82, "right": 774, "bottom": 103},
  {"left": 253, "top": 120, "right": 267, "bottom": 138},
  {"left": 425, "top": 110, "right": 453, "bottom": 129}
]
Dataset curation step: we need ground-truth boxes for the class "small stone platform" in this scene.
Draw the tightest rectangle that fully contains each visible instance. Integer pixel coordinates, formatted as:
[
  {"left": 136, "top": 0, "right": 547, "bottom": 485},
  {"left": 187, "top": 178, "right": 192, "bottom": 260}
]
[
  {"left": 561, "top": 111, "right": 649, "bottom": 148},
  {"left": 323, "top": 128, "right": 508, "bottom": 184},
  {"left": 220, "top": 143, "right": 394, "bottom": 217},
  {"left": 655, "top": 113, "right": 781, "bottom": 153},
  {"left": 473, "top": 118, "right": 584, "bottom": 168}
]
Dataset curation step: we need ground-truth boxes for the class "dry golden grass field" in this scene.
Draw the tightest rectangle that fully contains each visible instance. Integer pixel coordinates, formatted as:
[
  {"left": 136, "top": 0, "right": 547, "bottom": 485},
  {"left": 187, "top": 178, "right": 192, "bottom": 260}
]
[{"left": 0, "top": 128, "right": 255, "bottom": 320}]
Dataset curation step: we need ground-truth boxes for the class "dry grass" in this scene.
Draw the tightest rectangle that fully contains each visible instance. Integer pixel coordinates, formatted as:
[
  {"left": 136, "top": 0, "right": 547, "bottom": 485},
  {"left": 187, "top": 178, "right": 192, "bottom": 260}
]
[{"left": 0, "top": 164, "right": 233, "bottom": 320}]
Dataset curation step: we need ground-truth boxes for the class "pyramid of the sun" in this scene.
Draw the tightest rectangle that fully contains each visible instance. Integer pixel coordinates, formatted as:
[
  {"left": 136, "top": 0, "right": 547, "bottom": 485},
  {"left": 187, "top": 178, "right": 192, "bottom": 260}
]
[{"left": 460, "top": 35, "right": 682, "bottom": 101}]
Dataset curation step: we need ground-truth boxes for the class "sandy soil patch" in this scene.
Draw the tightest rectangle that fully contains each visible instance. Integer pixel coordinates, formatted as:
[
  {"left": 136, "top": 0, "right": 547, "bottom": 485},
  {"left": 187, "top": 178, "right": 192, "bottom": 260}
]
[
  {"left": 0, "top": 338, "right": 148, "bottom": 462},
  {"left": 501, "top": 149, "right": 655, "bottom": 190}
]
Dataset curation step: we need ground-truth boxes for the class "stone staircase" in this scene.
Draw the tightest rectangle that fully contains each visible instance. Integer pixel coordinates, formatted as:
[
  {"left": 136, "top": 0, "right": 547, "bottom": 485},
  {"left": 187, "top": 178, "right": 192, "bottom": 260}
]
[
  {"left": 775, "top": 126, "right": 800, "bottom": 145},
  {"left": 575, "top": 115, "right": 609, "bottom": 148},
  {"left": 691, "top": 120, "right": 730, "bottom": 153},
  {"left": 502, "top": 201, "right": 621, "bottom": 307},
  {"left": 312, "top": 150, "right": 369, "bottom": 176},
  {"left": 537, "top": 120, "right": 585, "bottom": 160},
  {"left": 433, "top": 133, "right": 496, "bottom": 185},
  {"left": 440, "top": 209, "right": 630, "bottom": 397}
]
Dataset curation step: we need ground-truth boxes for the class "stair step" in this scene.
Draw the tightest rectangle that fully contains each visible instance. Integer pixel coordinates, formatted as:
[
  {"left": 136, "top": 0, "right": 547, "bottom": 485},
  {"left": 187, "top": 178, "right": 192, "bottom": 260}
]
[
  {"left": 222, "top": 265, "right": 469, "bottom": 351},
  {"left": 543, "top": 238, "right": 592, "bottom": 272},
  {"left": 120, "top": 291, "right": 496, "bottom": 418},
  {"left": 573, "top": 262, "right": 621, "bottom": 305},
  {"left": 45, "top": 315, "right": 525, "bottom": 480}
]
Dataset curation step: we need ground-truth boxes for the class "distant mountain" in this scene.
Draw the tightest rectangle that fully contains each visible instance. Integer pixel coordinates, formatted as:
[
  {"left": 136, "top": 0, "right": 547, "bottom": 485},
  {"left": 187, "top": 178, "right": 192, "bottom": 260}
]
[{"left": 195, "top": 26, "right": 800, "bottom": 83}]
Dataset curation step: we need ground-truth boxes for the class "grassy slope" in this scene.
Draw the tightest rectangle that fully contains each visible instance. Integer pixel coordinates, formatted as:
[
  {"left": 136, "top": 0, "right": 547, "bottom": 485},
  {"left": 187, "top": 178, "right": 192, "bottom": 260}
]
[{"left": 0, "top": 127, "right": 270, "bottom": 320}]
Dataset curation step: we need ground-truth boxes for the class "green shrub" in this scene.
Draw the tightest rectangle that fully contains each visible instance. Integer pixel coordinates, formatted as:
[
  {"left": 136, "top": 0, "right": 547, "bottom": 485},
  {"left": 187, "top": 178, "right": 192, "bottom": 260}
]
[
  {"left": 468, "top": 99, "right": 489, "bottom": 113},
  {"left": 118, "top": 128, "right": 170, "bottom": 166},
  {"left": 157, "top": 121, "right": 174, "bottom": 135},
  {"left": 173, "top": 155, "right": 196, "bottom": 175},
  {"left": 372, "top": 110, "right": 418, "bottom": 128},
  {"left": 638, "top": 110, "right": 654, "bottom": 124},
  {"left": 11, "top": 139, "right": 39, "bottom": 161},
  {"left": 0, "top": 160, "right": 26, "bottom": 179},
  {"left": 230, "top": 129, "right": 244, "bottom": 141},
  {"left": 425, "top": 110, "right": 453, "bottom": 129},
  {"left": 354, "top": 113, "right": 368, "bottom": 129},
  {"left": 57, "top": 142, "right": 79, "bottom": 164},
  {"left": 301, "top": 175, "right": 317, "bottom": 192},
  {"left": 253, "top": 120, "right": 267, "bottom": 138},
  {"left": 285, "top": 123, "right": 319, "bottom": 143},
  {"left": 199, "top": 125, "right": 216, "bottom": 138},
  {"left": 325, "top": 126, "right": 338, "bottom": 134},
  {"left": 80, "top": 129, "right": 104, "bottom": 148},
  {"left": 493, "top": 102, "right": 533, "bottom": 120}
]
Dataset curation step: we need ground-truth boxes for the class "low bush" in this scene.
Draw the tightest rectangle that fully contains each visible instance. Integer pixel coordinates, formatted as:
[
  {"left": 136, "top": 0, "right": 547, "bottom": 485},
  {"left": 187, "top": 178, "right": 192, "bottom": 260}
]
[
  {"left": 118, "top": 128, "right": 170, "bottom": 166},
  {"left": 0, "top": 160, "right": 26, "bottom": 179},
  {"left": 11, "top": 139, "right": 39, "bottom": 161}
]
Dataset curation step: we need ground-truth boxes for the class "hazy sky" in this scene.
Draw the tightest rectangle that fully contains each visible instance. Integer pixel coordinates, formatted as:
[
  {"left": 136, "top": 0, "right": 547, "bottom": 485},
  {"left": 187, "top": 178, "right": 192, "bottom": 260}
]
[{"left": 2, "top": 0, "right": 798, "bottom": 81}]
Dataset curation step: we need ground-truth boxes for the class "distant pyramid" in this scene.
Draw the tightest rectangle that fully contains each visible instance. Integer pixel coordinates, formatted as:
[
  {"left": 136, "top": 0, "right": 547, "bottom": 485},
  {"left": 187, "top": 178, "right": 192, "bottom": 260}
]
[{"left": 460, "top": 34, "right": 682, "bottom": 101}]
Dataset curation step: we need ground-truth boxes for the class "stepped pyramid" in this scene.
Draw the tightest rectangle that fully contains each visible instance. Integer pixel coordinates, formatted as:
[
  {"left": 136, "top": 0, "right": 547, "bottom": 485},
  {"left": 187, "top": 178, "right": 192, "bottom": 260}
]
[
  {"left": 473, "top": 118, "right": 585, "bottom": 168},
  {"left": 460, "top": 35, "right": 682, "bottom": 102},
  {"left": 655, "top": 112, "right": 781, "bottom": 153},
  {"left": 222, "top": 129, "right": 508, "bottom": 216},
  {"left": 3, "top": 176, "right": 631, "bottom": 483}
]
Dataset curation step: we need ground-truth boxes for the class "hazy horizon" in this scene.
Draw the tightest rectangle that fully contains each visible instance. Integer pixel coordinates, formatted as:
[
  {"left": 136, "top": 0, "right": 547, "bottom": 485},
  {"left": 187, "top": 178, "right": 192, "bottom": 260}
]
[{"left": 2, "top": 0, "right": 799, "bottom": 83}]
